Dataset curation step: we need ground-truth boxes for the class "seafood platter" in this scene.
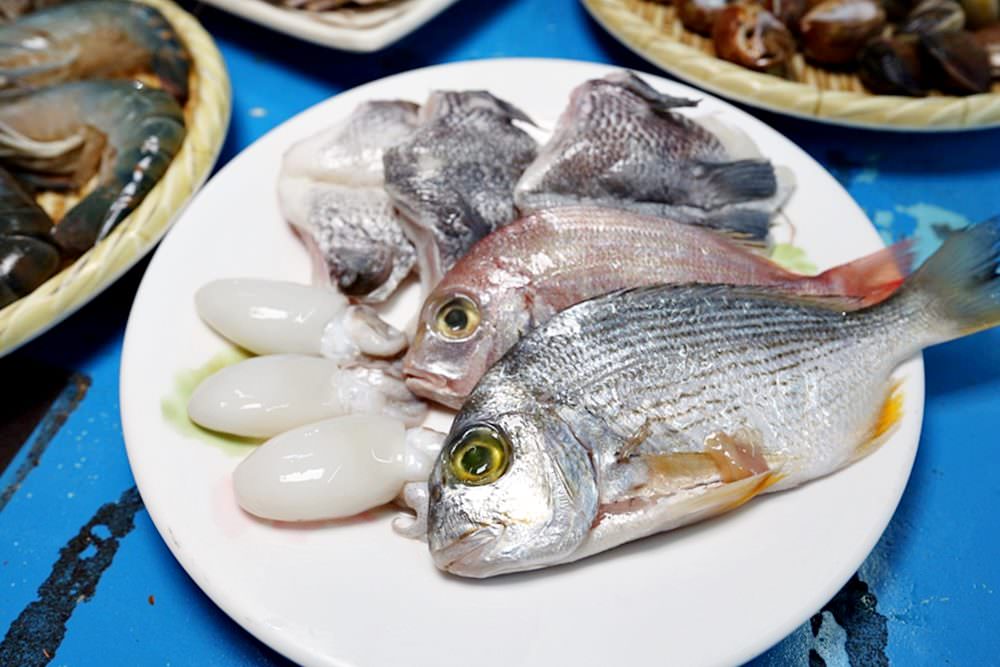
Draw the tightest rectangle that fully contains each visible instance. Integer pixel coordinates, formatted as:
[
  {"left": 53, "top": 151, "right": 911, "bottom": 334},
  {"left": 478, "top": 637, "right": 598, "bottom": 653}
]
[
  {"left": 200, "top": 0, "right": 462, "bottom": 52},
  {"left": 583, "top": 0, "right": 1000, "bottom": 129},
  {"left": 0, "top": 0, "right": 231, "bottom": 356},
  {"left": 117, "top": 58, "right": 1000, "bottom": 665}
]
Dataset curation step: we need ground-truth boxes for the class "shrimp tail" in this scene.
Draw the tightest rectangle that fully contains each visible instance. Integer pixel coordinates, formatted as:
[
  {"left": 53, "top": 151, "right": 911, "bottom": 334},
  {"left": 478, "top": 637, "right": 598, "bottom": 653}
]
[{"left": 134, "top": 3, "right": 191, "bottom": 104}]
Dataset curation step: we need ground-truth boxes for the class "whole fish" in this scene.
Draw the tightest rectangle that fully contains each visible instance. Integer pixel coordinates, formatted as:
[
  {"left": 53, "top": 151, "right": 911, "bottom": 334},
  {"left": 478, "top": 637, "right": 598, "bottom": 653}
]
[
  {"left": 404, "top": 206, "right": 913, "bottom": 408},
  {"left": 279, "top": 100, "right": 419, "bottom": 302},
  {"left": 383, "top": 90, "right": 538, "bottom": 291},
  {"left": 427, "top": 217, "right": 1000, "bottom": 577},
  {"left": 515, "top": 71, "right": 791, "bottom": 243}
]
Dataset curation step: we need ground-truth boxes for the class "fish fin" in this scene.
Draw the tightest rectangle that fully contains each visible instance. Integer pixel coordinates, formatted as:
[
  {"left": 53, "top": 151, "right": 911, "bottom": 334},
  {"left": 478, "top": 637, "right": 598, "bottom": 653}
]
[
  {"left": 703, "top": 427, "right": 770, "bottom": 481},
  {"left": 690, "top": 159, "right": 778, "bottom": 208},
  {"left": 698, "top": 207, "right": 772, "bottom": 246},
  {"left": 619, "top": 427, "right": 774, "bottom": 501},
  {"left": 814, "top": 239, "right": 915, "bottom": 307},
  {"left": 900, "top": 216, "right": 1000, "bottom": 339},
  {"left": 603, "top": 70, "right": 700, "bottom": 113},
  {"left": 585, "top": 468, "right": 784, "bottom": 559},
  {"left": 854, "top": 381, "right": 904, "bottom": 461},
  {"left": 484, "top": 94, "right": 537, "bottom": 127},
  {"left": 615, "top": 419, "right": 655, "bottom": 462}
]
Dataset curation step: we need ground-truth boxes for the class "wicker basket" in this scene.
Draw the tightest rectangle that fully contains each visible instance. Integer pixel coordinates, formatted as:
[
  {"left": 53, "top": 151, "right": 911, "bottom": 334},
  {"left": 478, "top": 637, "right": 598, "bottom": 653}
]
[
  {"left": 583, "top": 0, "right": 1000, "bottom": 129},
  {"left": 0, "top": 0, "right": 232, "bottom": 356}
]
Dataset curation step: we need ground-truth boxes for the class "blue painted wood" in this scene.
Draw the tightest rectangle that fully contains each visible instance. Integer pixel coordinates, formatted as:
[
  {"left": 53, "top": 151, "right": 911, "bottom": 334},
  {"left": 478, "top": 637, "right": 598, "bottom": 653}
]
[{"left": 1, "top": 0, "right": 997, "bottom": 664}]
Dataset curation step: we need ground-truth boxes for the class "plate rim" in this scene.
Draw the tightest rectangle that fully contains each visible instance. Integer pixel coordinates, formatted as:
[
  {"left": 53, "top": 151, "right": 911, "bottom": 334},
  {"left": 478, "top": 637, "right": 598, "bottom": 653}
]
[
  {"left": 120, "top": 57, "right": 926, "bottom": 667},
  {"left": 200, "top": 0, "right": 462, "bottom": 53},
  {"left": 582, "top": 0, "right": 1000, "bottom": 132}
]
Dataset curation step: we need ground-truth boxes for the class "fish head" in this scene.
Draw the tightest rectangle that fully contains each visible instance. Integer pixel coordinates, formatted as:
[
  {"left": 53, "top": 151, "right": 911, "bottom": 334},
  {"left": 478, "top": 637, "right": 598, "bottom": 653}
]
[
  {"left": 404, "top": 284, "right": 530, "bottom": 409},
  {"left": 427, "top": 391, "right": 599, "bottom": 577}
]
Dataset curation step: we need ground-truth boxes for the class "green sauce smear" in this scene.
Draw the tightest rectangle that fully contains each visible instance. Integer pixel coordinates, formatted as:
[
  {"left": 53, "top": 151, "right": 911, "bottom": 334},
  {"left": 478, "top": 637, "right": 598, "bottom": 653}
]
[
  {"left": 161, "top": 347, "right": 265, "bottom": 454},
  {"left": 769, "top": 243, "right": 818, "bottom": 276}
]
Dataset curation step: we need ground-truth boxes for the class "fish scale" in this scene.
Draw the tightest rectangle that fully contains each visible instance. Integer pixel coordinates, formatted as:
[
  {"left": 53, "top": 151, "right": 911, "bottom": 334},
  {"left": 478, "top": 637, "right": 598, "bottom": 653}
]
[
  {"left": 383, "top": 90, "right": 538, "bottom": 290},
  {"left": 278, "top": 100, "right": 419, "bottom": 301},
  {"left": 490, "top": 285, "right": 910, "bottom": 480}
]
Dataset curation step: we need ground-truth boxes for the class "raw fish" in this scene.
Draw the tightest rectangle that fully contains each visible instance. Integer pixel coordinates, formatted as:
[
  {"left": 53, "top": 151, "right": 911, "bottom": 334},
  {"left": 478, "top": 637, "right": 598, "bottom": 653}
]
[
  {"left": 383, "top": 90, "right": 538, "bottom": 291},
  {"left": 427, "top": 217, "right": 1000, "bottom": 577}
]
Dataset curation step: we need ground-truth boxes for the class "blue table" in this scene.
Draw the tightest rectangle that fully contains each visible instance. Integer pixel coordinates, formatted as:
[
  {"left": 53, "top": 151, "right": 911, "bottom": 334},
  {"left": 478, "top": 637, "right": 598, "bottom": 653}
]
[{"left": 1, "top": 0, "right": 998, "bottom": 664}]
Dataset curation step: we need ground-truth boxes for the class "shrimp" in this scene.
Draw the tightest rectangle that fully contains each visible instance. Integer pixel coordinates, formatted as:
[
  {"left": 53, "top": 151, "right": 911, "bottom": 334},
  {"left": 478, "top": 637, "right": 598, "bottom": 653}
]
[
  {"left": 0, "top": 167, "right": 61, "bottom": 308},
  {"left": 0, "top": 80, "right": 186, "bottom": 257},
  {"left": 0, "top": 0, "right": 190, "bottom": 103},
  {"left": 0, "top": 0, "right": 65, "bottom": 23}
]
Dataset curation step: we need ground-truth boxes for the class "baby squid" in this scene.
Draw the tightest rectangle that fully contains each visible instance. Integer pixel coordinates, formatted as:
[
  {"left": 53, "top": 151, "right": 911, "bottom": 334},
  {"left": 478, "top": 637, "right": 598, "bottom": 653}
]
[
  {"left": 195, "top": 278, "right": 408, "bottom": 362},
  {"left": 187, "top": 354, "right": 428, "bottom": 438},
  {"left": 233, "top": 415, "right": 444, "bottom": 522}
]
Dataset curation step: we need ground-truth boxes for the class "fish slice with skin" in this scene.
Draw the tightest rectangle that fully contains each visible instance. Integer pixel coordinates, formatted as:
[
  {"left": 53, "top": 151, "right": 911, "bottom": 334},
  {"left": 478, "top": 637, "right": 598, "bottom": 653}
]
[
  {"left": 383, "top": 90, "right": 538, "bottom": 293},
  {"left": 515, "top": 70, "right": 792, "bottom": 244},
  {"left": 425, "top": 216, "right": 1000, "bottom": 578},
  {"left": 403, "top": 206, "right": 914, "bottom": 409},
  {"left": 279, "top": 100, "right": 419, "bottom": 303}
]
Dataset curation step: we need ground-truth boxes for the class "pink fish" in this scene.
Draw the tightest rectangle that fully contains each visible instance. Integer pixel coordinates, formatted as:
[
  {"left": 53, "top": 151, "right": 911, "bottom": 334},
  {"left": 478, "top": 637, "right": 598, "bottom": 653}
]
[{"left": 403, "top": 206, "right": 912, "bottom": 408}]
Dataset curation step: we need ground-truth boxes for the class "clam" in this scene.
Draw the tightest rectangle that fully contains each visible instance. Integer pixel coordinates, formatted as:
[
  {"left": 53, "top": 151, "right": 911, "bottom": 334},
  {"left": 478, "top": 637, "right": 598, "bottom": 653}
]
[
  {"left": 921, "top": 29, "right": 992, "bottom": 92},
  {"left": 799, "top": 0, "right": 887, "bottom": 64},
  {"left": 898, "top": 0, "right": 966, "bottom": 34},
  {"left": 859, "top": 35, "right": 929, "bottom": 94},
  {"left": 763, "top": 0, "right": 809, "bottom": 27},
  {"left": 713, "top": 4, "right": 798, "bottom": 72},
  {"left": 881, "top": 0, "right": 918, "bottom": 21},
  {"left": 974, "top": 23, "right": 1000, "bottom": 76},
  {"left": 678, "top": 0, "right": 731, "bottom": 36},
  {"left": 960, "top": 0, "right": 998, "bottom": 28}
]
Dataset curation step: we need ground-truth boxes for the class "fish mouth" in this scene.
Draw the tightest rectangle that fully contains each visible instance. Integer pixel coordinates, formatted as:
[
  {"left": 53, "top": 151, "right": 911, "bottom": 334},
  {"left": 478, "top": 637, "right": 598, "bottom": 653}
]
[
  {"left": 403, "top": 367, "right": 464, "bottom": 409},
  {"left": 432, "top": 525, "right": 503, "bottom": 577}
]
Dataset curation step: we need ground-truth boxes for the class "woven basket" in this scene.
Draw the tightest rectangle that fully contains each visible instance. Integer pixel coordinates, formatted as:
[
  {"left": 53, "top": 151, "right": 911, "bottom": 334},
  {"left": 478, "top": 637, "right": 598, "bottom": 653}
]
[
  {"left": 583, "top": 0, "right": 1000, "bottom": 129},
  {"left": 0, "top": 0, "right": 232, "bottom": 356}
]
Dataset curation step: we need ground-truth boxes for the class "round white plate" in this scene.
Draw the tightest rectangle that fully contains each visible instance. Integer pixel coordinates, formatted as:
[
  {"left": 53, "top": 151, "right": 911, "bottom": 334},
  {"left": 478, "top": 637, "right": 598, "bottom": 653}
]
[
  {"left": 120, "top": 58, "right": 923, "bottom": 667},
  {"left": 201, "top": 0, "right": 461, "bottom": 53}
]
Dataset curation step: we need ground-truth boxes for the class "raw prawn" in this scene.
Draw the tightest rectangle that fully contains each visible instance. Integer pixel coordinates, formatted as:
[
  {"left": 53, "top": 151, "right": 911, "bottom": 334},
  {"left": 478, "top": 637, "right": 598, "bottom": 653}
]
[{"left": 0, "top": 80, "right": 186, "bottom": 257}]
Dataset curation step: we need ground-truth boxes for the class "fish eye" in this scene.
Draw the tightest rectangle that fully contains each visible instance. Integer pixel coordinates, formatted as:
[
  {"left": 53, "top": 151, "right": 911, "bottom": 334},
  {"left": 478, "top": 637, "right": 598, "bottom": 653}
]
[
  {"left": 447, "top": 425, "right": 510, "bottom": 486},
  {"left": 434, "top": 295, "right": 480, "bottom": 340}
]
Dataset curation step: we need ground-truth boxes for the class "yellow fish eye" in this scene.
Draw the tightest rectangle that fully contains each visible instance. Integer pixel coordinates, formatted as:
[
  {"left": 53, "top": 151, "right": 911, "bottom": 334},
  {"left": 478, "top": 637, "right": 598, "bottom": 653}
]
[
  {"left": 447, "top": 426, "right": 510, "bottom": 486},
  {"left": 434, "top": 295, "right": 480, "bottom": 340}
]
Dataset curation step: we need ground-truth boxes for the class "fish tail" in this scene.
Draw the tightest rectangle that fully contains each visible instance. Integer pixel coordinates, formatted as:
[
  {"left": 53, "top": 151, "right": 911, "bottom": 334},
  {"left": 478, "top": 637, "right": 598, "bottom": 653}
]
[
  {"left": 899, "top": 216, "right": 1000, "bottom": 341},
  {"left": 814, "top": 239, "right": 916, "bottom": 307},
  {"left": 698, "top": 207, "right": 771, "bottom": 246},
  {"left": 691, "top": 159, "right": 778, "bottom": 208}
]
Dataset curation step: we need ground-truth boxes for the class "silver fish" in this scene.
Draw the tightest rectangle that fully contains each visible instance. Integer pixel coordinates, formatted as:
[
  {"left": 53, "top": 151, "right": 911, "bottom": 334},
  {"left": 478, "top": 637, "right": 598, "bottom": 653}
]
[
  {"left": 427, "top": 217, "right": 1000, "bottom": 577},
  {"left": 279, "top": 100, "right": 419, "bottom": 302},
  {"left": 383, "top": 90, "right": 538, "bottom": 291},
  {"left": 515, "top": 71, "right": 790, "bottom": 243},
  {"left": 404, "top": 206, "right": 913, "bottom": 409}
]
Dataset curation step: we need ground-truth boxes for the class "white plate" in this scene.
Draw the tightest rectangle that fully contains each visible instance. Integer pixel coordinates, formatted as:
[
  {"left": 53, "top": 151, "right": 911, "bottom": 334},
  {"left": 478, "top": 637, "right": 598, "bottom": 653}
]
[
  {"left": 120, "top": 59, "right": 923, "bottom": 667},
  {"left": 201, "top": 0, "right": 460, "bottom": 52}
]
